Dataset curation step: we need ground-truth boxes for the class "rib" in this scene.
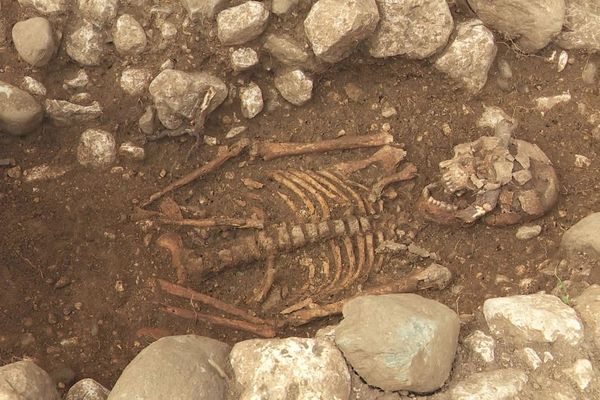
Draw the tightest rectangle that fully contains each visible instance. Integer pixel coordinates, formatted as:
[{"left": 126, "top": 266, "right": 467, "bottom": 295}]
[
  {"left": 281, "top": 171, "right": 331, "bottom": 220},
  {"left": 268, "top": 172, "right": 316, "bottom": 220}
]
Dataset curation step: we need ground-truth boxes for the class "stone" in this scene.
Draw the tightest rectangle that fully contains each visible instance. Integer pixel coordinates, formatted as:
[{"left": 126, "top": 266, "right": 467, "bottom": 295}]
[
  {"left": 335, "top": 294, "right": 460, "bottom": 393},
  {"left": 534, "top": 92, "right": 572, "bottom": 114},
  {"left": 119, "top": 142, "right": 145, "bottom": 161},
  {"left": 107, "top": 335, "right": 229, "bottom": 400},
  {"left": 574, "top": 285, "right": 600, "bottom": 350},
  {"left": 77, "top": 129, "right": 116, "bottom": 168},
  {"left": 561, "top": 213, "right": 600, "bottom": 257},
  {"left": 230, "top": 337, "right": 350, "bottom": 400},
  {"left": 435, "top": 19, "right": 497, "bottom": 94},
  {"left": 516, "top": 225, "right": 542, "bottom": 240},
  {"left": 78, "top": 0, "right": 119, "bottom": 27},
  {"left": 264, "top": 34, "right": 311, "bottom": 68},
  {"left": 70, "top": 92, "right": 93, "bottom": 104},
  {"left": 533, "top": 379, "right": 578, "bottom": 400},
  {"left": 65, "top": 378, "right": 110, "bottom": 400},
  {"left": 518, "top": 347, "right": 542, "bottom": 370},
  {"left": 0, "top": 81, "right": 44, "bottom": 136},
  {"left": 180, "top": 0, "right": 229, "bottom": 19},
  {"left": 12, "top": 17, "right": 57, "bottom": 67},
  {"left": 65, "top": 69, "right": 90, "bottom": 90},
  {"left": 217, "top": 1, "right": 270, "bottom": 46},
  {"left": 273, "top": 69, "right": 313, "bottom": 106},
  {"left": 557, "top": 0, "right": 600, "bottom": 52},
  {"left": 230, "top": 47, "right": 259, "bottom": 72},
  {"left": 23, "top": 164, "right": 70, "bottom": 182},
  {"left": 45, "top": 100, "right": 103, "bottom": 125},
  {"left": 304, "top": 0, "right": 379, "bottom": 63},
  {"left": 0, "top": 361, "right": 60, "bottom": 400},
  {"left": 272, "top": 0, "right": 299, "bottom": 14},
  {"left": 464, "top": 330, "right": 495, "bottom": 363},
  {"left": 483, "top": 293, "right": 583, "bottom": 346},
  {"left": 449, "top": 369, "right": 528, "bottom": 400},
  {"left": 120, "top": 68, "right": 152, "bottom": 96},
  {"left": 240, "top": 82, "right": 263, "bottom": 119},
  {"left": 563, "top": 359, "right": 594, "bottom": 390},
  {"left": 367, "top": 0, "right": 453, "bottom": 59},
  {"left": 17, "top": 0, "right": 69, "bottom": 14},
  {"left": 21, "top": 77, "right": 47, "bottom": 96},
  {"left": 113, "top": 14, "right": 147, "bottom": 56},
  {"left": 467, "top": 0, "right": 565, "bottom": 52},
  {"left": 139, "top": 106, "right": 155, "bottom": 135},
  {"left": 149, "top": 70, "right": 227, "bottom": 130},
  {"left": 66, "top": 21, "right": 106, "bottom": 66},
  {"left": 582, "top": 62, "right": 597, "bottom": 85}
]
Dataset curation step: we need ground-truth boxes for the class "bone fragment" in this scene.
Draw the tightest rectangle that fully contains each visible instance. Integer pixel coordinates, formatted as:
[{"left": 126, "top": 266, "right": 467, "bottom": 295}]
[
  {"left": 251, "top": 132, "right": 394, "bottom": 161},
  {"left": 250, "top": 256, "right": 277, "bottom": 304},
  {"left": 369, "top": 163, "right": 418, "bottom": 202},
  {"left": 157, "top": 234, "right": 188, "bottom": 284},
  {"left": 162, "top": 217, "right": 264, "bottom": 230},
  {"left": 331, "top": 145, "right": 406, "bottom": 176}
]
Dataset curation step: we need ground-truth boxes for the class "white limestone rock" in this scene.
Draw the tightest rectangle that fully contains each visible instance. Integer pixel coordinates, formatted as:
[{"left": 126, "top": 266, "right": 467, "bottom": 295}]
[
  {"left": 65, "top": 378, "right": 110, "bottom": 400},
  {"left": 45, "top": 99, "right": 103, "bottom": 125},
  {"left": 217, "top": 1, "right": 270, "bottom": 45},
  {"left": 107, "top": 335, "right": 229, "bottom": 400},
  {"left": 180, "top": 0, "right": 229, "bottom": 19},
  {"left": 0, "top": 81, "right": 44, "bottom": 136},
  {"left": 21, "top": 76, "right": 47, "bottom": 96},
  {"left": 230, "top": 337, "right": 351, "bottom": 400},
  {"left": 435, "top": 19, "right": 497, "bottom": 94},
  {"left": 304, "top": 0, "right": 379, "bottom": 63},
  {"left": 66, "top": 21, "right": 106, "bottom": 66},
  {"left": 574, "top": 285, "right": 600, "bottom": 350},
  {"left": 120, "top": 68, "right": 152, "bottom": 96},
  {"left": 149, "top": 69, "right": 227, "bottom": 130},
  {"left": 273, "top": 69, "right": 313, "bottom": 106},
  {"left": 464, "top": 330, "right": 496, "bottom": 363},
  {"left": 518, "top": 347, "right": 543, "bottom": 370},
  {"left": 561, "top": 213, "right": 600, "bottom": 257},
  {"left": 78, "top": 0, "right": 119, "bottom": 27},
  {"left": 12, "top": 17, "right": 57, "bottom": 67},
  {"left": 367, "top": 0, "right": 453, "bottom": 59},
  {"left": 558, "top": 0, "right": 600, "bottom": 52},
  {"left": 264, "top": 34, "right": 311, "bottom": 67},
  {"left": 17, "top": 0, "right": 69, "bottom": 14},
  {"left": 272, "top": 0, "right": 299, "bottom": 15},
  {"left": 483, "top": 293, "right": 584, "bottom": 346},
  {"left": 563, "top": 359, "right": 594, "bottom": 391},
  {"left": 119, "top": 142, "right": 145, "bottom": 161},
  {"left": 240, "top": 82, "right": 263, "bottom": 119},
  {"left": 335, "top": 294, "right": 460, "bottom": 393},
  {"left": 467, "top": 0, "right": 565, "bottom": 53},
  {"left": 449, "top": 369, "right": 528, "bottom": 400},
  {"left": 65, "top": 69, "right": 90, "bottom": 90},
  {"left": 0, "top": 361, "right": 60, "bottom": 400},
  {"left": 77, "top": 129, "right": 116, "bottom": 168},
  {"left": 230, "top": 47, "right": 259, "bottom": 72},
  {"left": 113, "top": 14, "right": 147, "bottom": 56}
]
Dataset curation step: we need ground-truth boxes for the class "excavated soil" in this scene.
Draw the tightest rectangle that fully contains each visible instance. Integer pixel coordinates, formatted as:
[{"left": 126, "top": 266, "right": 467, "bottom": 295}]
[{"left": 1, "top": 1, "right": 600, "bottom": 394}]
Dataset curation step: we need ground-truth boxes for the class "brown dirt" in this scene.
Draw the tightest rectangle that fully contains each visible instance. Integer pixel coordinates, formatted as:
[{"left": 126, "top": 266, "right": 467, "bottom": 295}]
[{"left": 1, "top": 0, "right": 600, "bottom": 395}]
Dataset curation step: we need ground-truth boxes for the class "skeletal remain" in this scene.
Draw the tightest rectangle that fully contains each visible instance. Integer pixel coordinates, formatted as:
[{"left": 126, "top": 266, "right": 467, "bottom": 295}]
[{"left": 420, "top": 118, "right": 559, "bottom": 226}]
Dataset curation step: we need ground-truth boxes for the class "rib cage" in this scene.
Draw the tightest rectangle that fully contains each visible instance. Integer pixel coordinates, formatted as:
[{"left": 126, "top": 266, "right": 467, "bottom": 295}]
[{"left": 195, "top": 168, "right": 393, "bottom": 301}]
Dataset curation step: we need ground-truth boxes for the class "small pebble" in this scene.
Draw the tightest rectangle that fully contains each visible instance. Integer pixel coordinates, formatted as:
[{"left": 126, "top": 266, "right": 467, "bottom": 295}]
[
  {"left": 516, "top": 225, "right": 542, "bottom": 240},
  {"left": 381, "top": 103, "right": 397, "bottom": 118},
  {"left": 582, "top": 62, "right": 597, "bottom": 85},
  {"left": 574, "top": 154, "right": 591, "bottom": 168}
]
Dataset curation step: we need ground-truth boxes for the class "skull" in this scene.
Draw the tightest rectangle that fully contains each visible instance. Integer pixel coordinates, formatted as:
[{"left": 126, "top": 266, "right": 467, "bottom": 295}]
[{"left": 420, "top": 124, "right": 559, "bottom": 226}]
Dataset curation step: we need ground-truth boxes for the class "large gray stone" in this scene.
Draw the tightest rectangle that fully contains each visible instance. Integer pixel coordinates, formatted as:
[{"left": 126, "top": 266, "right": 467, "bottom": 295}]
[
  {"left": 230, "top": 337, "right": 350, "bottom": 400},
  {"left": 0, "top": 361, "right": 60, "bottom": 400},
  {"left": 367, "top": 0, "right": 453, "bottom": 59},
  {"left": 65, "top": 378, "right": 110, "bottom": 400},
  {"left": 435, "top": 19, "right": 497, "bottom": 94},
  {"left": 181, "top": 0, "right": 229, "bottom": 19},
  {"left": 113, "top": 14, "right": 147, "bottom": 56},
  {"left": 0, "top": 81, "right": 43, "bottom": 136},
  {"left": 304, "top": 0, "right": 380, "bottom": 63},
  {"left": 483, "top": 293, "right": 584, "bottom": 346},
  {"left": 557, "top": 0, "right": 600, "bottom": 52},
  {"left": 467, "top": 0, "right": 565, "bottom": 52},
  {"left": 574, "top": 285, "right": 600, "bottom": 350},
  {"left": 561, "top": 213, "right": 600, "bottom": 257},
  {"left": 217, "top": 1, "right": 270, "bottom": 45},
  {"left": 334, "top": 294, "right": 460, "bottom": 393},
  {"left": 17, "top": 0, "right": 69, "bottom": 14},
  {"left": 65, "top": 21, "right": 106, "bottom": 66},
  {"left": 77, "top": 0, "right": 119, "bottom": 27},
  {"left": 449, "top": 369, "right": 528, "bottom": 400},
  {"left": 107, "top": 335, "right": 230, "bottom": 400},
  {"left": 148, "top": 69, "right": 227, "bottom": 130},
  {"left": 12, "top": 17, "right": 57, "bottom": 67}
]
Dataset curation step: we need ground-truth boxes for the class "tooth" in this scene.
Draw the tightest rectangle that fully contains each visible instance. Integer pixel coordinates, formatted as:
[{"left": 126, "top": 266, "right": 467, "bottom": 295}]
[{"left": 427, "top": 196, "right": 435, "bottom": 204}]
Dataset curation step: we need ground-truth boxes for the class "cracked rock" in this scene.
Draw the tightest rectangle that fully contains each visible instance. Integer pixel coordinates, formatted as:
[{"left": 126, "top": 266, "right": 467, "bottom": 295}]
[
  {"left": 304, "top": 0, "right": 379, "bottom": 63},
  {"left": 113, "top": 14, "right": 147, "bottom": 56},
  {"left": 12, "top": 17, "right": 57, "bottom": 67},
  {"left": 78, "top": 0, "right": 119, "bottom": 27},
  {"left": 274, "top": 69, "right": 313, "bottom": 106},
  {"left": 467, "top": 0, "right": 565, "bottom": 53},
  {"left": 120, "top": 68, "right": 152, "bottom": 96},
  {"left": 435, "top": 19, "right": 497, "bottom": 94},
  {"left": 367, "top": 0, "right": 453, "bottom": 59},
  {"left": 558, "top": 0, "right": 600, "bottom": 52},
  {"left": 45, "top": 99, "right": 103, "bottom": 125},
  {"left": 77, "top": 129, "right": 116, "bottom": 168},
  {"left": 217, "top": 1, "right": 270, "bottom": 46},
  {"left": 240, "top": 82, "right": 263, "bottom": 119},
  {"left": 66, "top": 21, "right": 106, "bottom": 66},
  {"left": 0, "top": 81, "right": 44, "bottom": 136}
]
